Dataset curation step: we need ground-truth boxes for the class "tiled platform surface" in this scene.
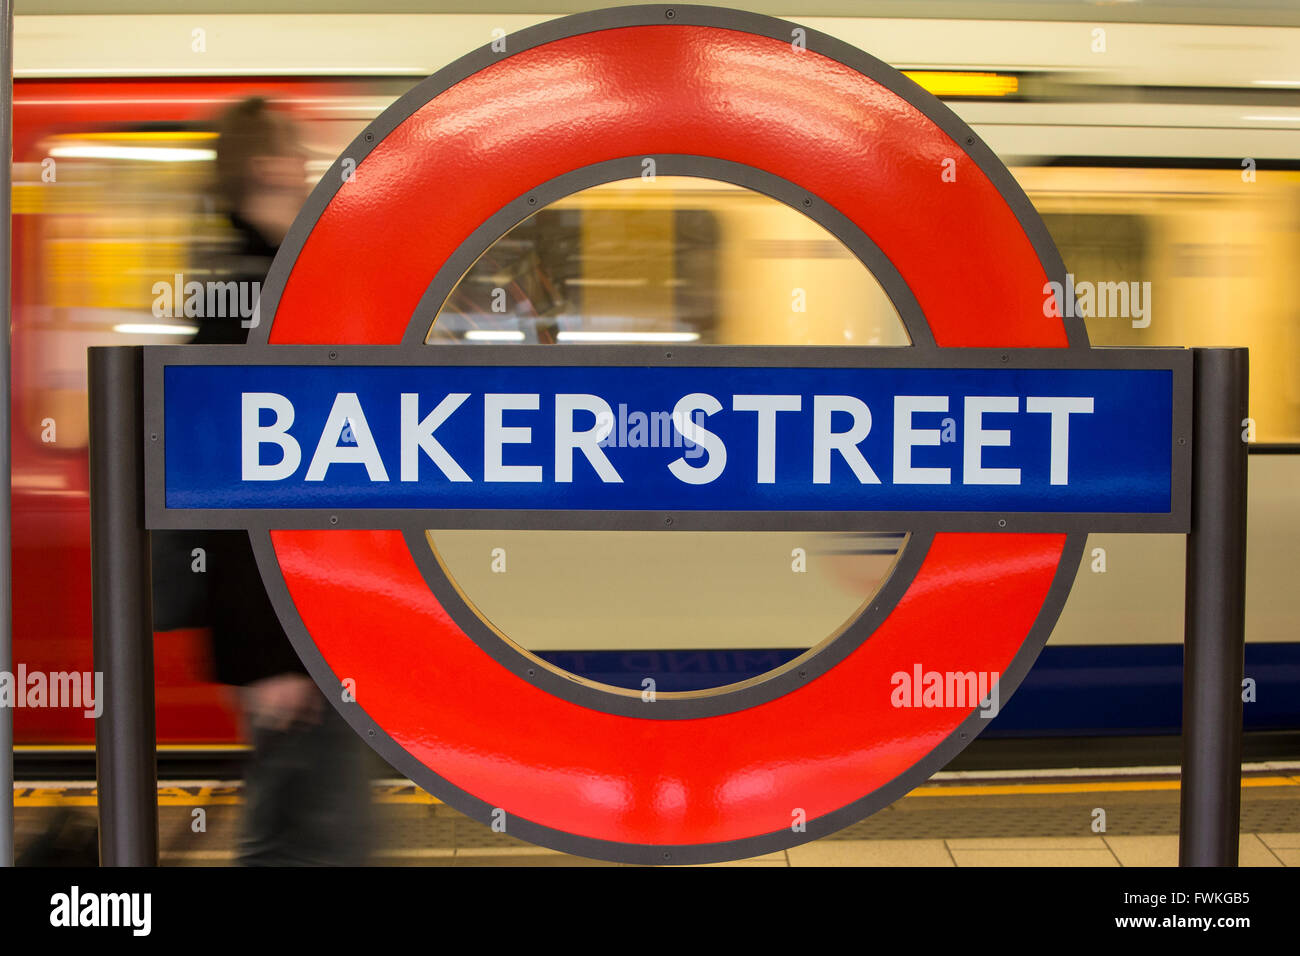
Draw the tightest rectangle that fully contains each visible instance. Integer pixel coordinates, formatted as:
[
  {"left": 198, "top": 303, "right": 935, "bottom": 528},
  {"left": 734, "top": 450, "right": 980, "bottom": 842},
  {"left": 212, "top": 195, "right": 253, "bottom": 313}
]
[{"left": 13, "top": 763, "right": 1300, "bottom": 866}]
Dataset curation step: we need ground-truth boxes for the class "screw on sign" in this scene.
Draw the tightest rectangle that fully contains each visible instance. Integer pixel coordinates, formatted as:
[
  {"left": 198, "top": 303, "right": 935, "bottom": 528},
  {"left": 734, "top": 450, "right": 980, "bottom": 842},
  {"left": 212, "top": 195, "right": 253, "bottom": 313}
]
[{"left": 85, "top": 6, "right": 1247, "bottom": 867}]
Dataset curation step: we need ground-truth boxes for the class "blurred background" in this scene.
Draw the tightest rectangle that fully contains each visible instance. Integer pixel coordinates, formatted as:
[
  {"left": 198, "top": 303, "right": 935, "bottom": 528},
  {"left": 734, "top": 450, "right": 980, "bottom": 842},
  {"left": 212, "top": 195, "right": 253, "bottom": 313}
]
[{"left": 8, "top": 1, "right": 1300, "bottom": 773}]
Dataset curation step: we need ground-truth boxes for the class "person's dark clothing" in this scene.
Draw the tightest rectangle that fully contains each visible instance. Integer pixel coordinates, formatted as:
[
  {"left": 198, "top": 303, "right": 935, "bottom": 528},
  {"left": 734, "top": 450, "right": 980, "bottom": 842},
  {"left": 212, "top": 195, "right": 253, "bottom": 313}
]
[
  {"left": 203, "top": 533, "right": 306, "bottom": 685},
  {"left": 191, "top": 211, "right": 275, "bottom": 345},
  {"left": 186, "top": 212, "right": 308, "bottom": 686},
  {"left": 239, "top": 706, "right": 371, "bottom": 866}
]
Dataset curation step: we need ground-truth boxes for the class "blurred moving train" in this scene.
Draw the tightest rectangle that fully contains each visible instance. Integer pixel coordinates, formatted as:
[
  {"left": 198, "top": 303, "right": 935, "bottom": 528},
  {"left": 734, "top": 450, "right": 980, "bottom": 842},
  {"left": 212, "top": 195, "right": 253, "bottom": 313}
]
[{"left": 9, "top": 10, "right": 1300, "bottom": 767}]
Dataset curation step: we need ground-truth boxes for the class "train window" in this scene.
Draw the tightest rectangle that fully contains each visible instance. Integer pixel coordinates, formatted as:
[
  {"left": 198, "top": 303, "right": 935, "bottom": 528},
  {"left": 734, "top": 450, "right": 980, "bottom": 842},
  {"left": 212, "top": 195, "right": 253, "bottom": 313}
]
[
  {"left": 1019, "top": 165, "right": 1300, "bottom": 443},
  {"left": 422, "top": 176, "right": 910, "bottom": 695},
  {"left": 426, "top": 175, "right": 910, "bottom": 347}
]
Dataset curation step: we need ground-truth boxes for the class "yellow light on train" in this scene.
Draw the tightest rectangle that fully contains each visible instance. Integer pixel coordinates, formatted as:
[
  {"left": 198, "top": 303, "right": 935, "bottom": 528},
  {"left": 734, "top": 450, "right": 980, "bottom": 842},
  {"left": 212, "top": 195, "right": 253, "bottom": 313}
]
[
  {"left": 902, "top": 71, "right": 1019, "bottom": 98},
  {"left": 49, "top": 144, "right": 215, "bottom": 162},
  {"left": 113, "top": 323, "right": 199, "bottom": 336}
]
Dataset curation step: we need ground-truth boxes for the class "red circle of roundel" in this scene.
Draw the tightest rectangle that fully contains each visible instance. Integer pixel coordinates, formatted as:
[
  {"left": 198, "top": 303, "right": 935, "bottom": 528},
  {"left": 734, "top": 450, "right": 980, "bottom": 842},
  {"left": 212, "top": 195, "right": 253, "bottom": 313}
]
[{"left": 264, "top": 22, "right": 1069, "bottom": 849}]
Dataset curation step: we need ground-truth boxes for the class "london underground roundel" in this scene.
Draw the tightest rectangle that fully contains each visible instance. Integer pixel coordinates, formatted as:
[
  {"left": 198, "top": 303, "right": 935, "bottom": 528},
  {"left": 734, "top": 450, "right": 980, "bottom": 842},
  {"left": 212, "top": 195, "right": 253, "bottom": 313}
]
[{"left": 147, "top": 5, "right": 1192, "bottom": 864}]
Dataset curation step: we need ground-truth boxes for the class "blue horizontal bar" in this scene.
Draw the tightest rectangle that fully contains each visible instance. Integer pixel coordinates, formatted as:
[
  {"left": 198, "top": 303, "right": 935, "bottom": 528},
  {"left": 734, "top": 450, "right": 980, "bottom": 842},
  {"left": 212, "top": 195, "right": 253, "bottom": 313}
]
[{"left": 163, "top": 363, "right": 1175, "bottom": 515}]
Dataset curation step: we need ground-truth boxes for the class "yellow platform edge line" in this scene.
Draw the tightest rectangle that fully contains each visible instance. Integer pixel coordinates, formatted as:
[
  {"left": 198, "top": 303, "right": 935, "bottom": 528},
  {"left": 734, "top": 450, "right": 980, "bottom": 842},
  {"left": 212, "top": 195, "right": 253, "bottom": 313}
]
[
  {"left": 909, "top": 775, "right": 1299, "bottom": 797},
  {"left": 14, "top": 775, "right": 1300, "bottom": 807}
]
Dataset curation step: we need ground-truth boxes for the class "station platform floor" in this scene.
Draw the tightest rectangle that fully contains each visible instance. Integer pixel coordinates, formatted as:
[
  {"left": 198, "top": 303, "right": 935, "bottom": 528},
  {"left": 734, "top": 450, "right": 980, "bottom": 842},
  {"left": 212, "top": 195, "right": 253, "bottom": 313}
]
[{"left": 12, "top": 761, "right": 1300, "bottom": 866}]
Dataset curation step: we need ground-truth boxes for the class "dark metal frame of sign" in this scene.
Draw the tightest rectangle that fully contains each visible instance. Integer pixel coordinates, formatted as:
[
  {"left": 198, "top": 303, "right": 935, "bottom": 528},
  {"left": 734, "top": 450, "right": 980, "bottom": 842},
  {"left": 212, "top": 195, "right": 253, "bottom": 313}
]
[
  {"left": 84, "top": 4, "right": 1249, "bottom": 868},
  {"left": 143, "top": 343, "right": 1195, "bottom": 535}
]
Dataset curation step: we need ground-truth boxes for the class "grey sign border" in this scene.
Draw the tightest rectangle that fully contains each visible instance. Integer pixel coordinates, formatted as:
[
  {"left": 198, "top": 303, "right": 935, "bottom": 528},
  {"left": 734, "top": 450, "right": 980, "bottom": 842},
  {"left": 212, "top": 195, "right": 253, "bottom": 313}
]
[{"left": 155, "top": 3, "right": 1178, "bottom": 862}]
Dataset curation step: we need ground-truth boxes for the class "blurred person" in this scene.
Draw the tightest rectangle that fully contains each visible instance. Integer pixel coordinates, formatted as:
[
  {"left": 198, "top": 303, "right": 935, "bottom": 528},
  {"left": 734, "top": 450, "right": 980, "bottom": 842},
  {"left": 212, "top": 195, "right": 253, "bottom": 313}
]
[{"left": 193, "top": 97, "right": 371, "bottom": 865}]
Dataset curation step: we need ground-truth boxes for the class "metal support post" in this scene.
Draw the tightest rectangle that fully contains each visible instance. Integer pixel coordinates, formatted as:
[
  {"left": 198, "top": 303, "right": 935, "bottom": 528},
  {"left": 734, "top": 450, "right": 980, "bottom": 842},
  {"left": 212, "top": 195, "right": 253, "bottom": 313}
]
[
  {"left": 1179, "top": 347, "right": 1249, "bottom": 866},
  {"left": 88, "top": 346, "right": 158, "bottom": 866}
]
